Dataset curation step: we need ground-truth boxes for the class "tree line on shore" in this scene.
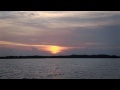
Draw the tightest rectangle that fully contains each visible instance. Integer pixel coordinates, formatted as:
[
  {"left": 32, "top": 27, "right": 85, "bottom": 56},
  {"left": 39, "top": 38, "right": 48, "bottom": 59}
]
[{"left": 0, "top": 54, "right": 120, "bottom": 59}]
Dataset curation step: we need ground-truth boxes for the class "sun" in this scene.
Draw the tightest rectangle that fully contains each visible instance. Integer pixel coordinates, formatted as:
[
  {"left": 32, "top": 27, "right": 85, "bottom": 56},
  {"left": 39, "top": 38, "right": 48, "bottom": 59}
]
[
  {"left": 37, "top": 45, "right": 69, "bottom": 54},
  {"left": 48, "top": 46, "right": 61, "bottom": 54}
]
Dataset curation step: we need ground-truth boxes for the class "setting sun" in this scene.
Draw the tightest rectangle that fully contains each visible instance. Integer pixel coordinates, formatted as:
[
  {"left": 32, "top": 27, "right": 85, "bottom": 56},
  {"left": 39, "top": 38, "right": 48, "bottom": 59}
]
[
  {"left": 49, "top": 46, "right": 62, "bottom": 54},
  {"left": 41, "top": 45, "right": 68, "bottom": 54}
]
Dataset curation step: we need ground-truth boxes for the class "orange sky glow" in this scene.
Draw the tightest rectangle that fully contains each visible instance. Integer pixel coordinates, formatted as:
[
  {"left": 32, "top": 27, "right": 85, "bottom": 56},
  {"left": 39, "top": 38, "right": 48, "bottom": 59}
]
[
  {"left": 0, "top": 11, "right": 120, "bottom": 56},
  {"left": 0, "top": 41, "right": 73, "bottom": 54}
]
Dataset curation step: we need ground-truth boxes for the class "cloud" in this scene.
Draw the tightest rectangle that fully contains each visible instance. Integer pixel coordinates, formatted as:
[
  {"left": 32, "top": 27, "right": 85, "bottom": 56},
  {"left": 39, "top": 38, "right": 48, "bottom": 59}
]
[
  {"left": 0, "top": 41, "right": 73, "bottom": 54},
  {"left": 0, "top": 11, "right": 120, "bottom": 56},
  {"left": 1, "top": 11, "right": 120, "bottom": 30}
]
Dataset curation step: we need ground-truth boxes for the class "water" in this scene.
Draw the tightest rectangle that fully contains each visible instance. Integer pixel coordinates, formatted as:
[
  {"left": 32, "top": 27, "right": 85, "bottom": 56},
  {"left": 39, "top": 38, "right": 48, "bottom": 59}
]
[{"left": 0, "top": 58, "right": 120, "bottom": 79}]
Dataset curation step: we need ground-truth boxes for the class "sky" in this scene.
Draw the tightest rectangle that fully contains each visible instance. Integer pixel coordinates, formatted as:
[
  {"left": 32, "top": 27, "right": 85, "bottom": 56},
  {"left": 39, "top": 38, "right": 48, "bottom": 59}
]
[{"left": 0, "top": 11, "right": 120, "bottom": 56}]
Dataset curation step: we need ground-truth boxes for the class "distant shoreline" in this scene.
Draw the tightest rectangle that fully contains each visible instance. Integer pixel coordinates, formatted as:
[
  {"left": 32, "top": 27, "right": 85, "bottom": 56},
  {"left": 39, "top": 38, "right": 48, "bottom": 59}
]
[{"left": 0, "top": 54, "right": 120, "bottom": 59}]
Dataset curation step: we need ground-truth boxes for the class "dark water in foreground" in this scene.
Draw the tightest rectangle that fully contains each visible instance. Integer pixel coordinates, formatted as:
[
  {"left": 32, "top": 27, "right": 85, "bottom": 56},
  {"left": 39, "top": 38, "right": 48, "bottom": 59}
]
[{"left": 0, "top": 58, "right": 120, "bottom": 79}]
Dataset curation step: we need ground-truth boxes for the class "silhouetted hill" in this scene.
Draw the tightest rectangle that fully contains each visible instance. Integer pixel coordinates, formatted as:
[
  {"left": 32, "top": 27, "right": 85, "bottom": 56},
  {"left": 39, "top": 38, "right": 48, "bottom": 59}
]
[{"left": 0, "top": 54, "right": 120, "bottom": 59}]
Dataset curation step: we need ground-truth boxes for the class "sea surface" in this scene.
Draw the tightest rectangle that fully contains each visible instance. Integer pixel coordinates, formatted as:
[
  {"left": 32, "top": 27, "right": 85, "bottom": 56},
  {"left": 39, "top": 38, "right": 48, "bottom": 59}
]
[{"left": 0, "top": 58, "right": 120, "bottom": 79}]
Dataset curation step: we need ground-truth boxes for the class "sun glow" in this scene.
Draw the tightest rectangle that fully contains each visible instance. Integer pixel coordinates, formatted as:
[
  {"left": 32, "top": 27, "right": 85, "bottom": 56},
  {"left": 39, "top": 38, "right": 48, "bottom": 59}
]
[
  {"left": 43, "top": 45, "right": 67, "bottom": 54},
  {"left": 49, "top": 46, "right": 61, "bottom": 54}
]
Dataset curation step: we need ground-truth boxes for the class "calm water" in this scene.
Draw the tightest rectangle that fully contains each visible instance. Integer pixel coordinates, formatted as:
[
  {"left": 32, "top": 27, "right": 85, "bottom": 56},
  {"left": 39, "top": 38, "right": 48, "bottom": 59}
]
[{"left": 0, "top": 58, "right": 120, "bottom": 79}]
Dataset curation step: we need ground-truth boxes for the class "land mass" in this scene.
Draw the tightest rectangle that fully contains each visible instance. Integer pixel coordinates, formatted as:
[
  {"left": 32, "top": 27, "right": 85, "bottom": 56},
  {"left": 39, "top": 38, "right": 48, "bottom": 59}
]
[{"left": 0, "top": 54, "right": 120, "bottom": 59}]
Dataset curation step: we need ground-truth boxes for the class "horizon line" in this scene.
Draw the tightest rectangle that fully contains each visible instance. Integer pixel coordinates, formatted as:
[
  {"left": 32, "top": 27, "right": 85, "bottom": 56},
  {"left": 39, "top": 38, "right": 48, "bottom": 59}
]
[{"left": 0, "top": 54, "right": 120, "bottom": 57}]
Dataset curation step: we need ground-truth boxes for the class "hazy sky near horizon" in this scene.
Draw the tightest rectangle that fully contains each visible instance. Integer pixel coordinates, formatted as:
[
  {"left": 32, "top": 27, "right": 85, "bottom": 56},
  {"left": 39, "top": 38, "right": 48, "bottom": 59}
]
[{"left": 0, "top": 11, "right": 120, "bottom": 56}]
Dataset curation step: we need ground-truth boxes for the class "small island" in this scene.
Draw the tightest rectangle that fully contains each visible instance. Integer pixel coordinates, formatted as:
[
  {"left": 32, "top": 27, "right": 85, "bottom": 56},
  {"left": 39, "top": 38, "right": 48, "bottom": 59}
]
[{"left": 0, "top": 54, "right": 120, "bottom": 59}]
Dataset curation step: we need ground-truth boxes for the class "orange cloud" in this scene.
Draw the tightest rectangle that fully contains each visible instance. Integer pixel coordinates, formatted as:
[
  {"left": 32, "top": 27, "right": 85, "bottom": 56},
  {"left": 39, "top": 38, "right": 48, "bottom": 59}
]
[{"left": 0, "top": 41, "right": 73, "bottom": 54}]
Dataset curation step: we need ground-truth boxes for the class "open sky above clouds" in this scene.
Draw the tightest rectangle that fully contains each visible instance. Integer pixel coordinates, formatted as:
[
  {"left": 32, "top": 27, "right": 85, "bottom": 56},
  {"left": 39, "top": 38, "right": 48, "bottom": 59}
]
[{"left": 0, "top": 11, "right": 120, "bottom": 56}]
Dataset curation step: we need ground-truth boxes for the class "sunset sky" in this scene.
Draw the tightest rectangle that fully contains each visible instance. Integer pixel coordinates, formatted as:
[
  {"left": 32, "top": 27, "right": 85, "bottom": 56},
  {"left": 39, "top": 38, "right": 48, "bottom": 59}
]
[{"left": 0, "top": 11, "right": 120, "bottom": 56}]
